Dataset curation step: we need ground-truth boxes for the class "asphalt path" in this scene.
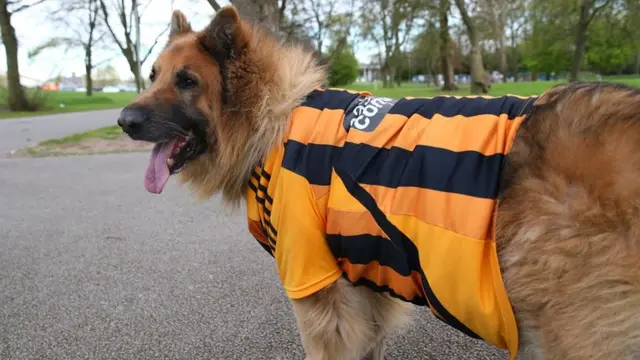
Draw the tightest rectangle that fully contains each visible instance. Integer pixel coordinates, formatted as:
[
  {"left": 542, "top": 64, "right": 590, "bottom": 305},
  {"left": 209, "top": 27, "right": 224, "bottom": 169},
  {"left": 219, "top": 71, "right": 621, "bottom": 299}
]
[
  {"left": 0, "top": 152, "right": 508, "bottom": 360},
  {"left": 0, "top": 109, "right": 122, "bottom": 154}
]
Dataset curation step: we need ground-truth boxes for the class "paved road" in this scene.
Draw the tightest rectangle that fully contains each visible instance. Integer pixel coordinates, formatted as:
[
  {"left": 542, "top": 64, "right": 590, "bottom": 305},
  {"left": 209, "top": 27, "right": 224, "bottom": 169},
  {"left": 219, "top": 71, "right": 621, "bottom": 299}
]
[
  {"left": 0, "top": 153, "right": 508, "bottom": 360},
  {"left": 0, "top": 109, "right": 122, "bottom": 154}
]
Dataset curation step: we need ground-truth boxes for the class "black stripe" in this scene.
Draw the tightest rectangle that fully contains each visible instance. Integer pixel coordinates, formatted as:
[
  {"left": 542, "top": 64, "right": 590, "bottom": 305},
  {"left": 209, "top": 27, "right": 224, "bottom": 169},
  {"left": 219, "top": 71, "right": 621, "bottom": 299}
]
[
  {"left": 282, "top": 141, "right": 342, "bottom": 186},
  {"left": 334, "top": 166, "right": 482, "bottom": 340},
  {"left": 283, "top": 140, "right": 504, "bottom": 199},
  {"left": 346, "top": 275, "right": 427, "bottom": 306},
  {"left": 257, "top": 184, "right": 274, "bottom": 205},
  {"left": 301, "top": 88, "right": 362, "bottom": 111},
  {"left": 256, "top": 240, "right": 275, "bottom": 257},
  {"left": 264, "top": 219, "right": 278, "bottom": 237},
  {"left": 260, "top": 168, "right": 272, "bottom": 181},
  {"left": 251, "top": 169, "right": 261, "bottom": 182},
  {"left": 248, "top": 181, "right": 258, "bottom": 193},
  {"left": 250, "top": 170, "right": 275, "bottom": 205},
  {"left": 327, "top": 234, "right": 415, "bottom": 277},
  {"left": 388, "top": 95, "right": 536, "bottom": 120}
]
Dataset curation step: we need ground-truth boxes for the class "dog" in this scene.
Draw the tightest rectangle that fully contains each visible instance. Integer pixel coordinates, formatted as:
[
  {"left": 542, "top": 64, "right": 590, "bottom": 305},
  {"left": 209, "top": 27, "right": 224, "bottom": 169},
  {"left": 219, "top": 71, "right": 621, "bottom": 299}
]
[{"left": 117, "top": 6, "right": 640, "bottom": 360}]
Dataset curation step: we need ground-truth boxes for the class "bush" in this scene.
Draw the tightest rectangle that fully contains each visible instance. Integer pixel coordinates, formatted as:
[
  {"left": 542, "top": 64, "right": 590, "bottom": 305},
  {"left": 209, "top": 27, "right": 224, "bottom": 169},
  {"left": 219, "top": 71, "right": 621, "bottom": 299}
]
[{"left": 328, "top": 48, "right": 360, "bottom": 86}]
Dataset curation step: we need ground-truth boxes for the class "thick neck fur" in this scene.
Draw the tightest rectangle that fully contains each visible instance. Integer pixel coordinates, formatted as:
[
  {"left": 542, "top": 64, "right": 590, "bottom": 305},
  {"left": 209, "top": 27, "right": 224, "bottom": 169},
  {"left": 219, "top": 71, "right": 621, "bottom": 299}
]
[
  {"left": 231, "top": 41, "right": 327, "bottom": 202},
  {"left": 179, "top": 23, "right": 327, "bottom": 205}
]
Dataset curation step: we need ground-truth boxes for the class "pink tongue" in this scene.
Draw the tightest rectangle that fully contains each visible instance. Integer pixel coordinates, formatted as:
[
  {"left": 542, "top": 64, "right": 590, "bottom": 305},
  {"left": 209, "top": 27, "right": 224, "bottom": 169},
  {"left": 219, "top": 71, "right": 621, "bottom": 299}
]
[{"left": 144, "top": 139, "right": 177, "bottom": 194}]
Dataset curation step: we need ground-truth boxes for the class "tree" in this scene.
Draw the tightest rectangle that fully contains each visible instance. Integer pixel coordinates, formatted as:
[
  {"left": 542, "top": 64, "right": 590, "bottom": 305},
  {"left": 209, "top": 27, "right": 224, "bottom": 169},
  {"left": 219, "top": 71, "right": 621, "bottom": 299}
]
[
  {"left": 478, "top": 0, "right": 511, "bottom": 82},
  {"left": 99, "top": 0, "right": 169, "bottom": 93},
  {"left": 569, "top": 0, "right": 614, "bottom": 81},
  {"left": 30, "top": 0, "right": 108, "bottom": 96},
  {"left": 521, "top": 0, "right": 573, "bottom": 78},
  {"left": 504, "top": 0, "right": 526, "bottom": 81},
  {"left": 439, "top": 0, "right": 457, "bottom": 90},
  {"left": 0, "top": 0, "right": 46, "bottom": 111},
  {"left": 414, "top": 19, "right": 442, "bottom": 87},
  {"left": 361, "top": 0, "right": 426, "bottom": 88},
  {"left": 94, "top": 64, "right": 121, "bottom": 87},
  {"left": 585, "top": 5, "right": 634, "bottom": 74},
  {"left": 454, "top": 0, "right": 489, "bottom": 93},
  {"left": 327, "top": 45, "right": 359, "bottom": 86}
]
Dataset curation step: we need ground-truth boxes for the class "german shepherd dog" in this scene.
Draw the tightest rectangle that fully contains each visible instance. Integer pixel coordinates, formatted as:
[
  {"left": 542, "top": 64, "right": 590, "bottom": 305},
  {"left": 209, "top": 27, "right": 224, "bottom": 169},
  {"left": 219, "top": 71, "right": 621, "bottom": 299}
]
[{"left": 117, "top": 6, "right": 640, "bottom": 360}]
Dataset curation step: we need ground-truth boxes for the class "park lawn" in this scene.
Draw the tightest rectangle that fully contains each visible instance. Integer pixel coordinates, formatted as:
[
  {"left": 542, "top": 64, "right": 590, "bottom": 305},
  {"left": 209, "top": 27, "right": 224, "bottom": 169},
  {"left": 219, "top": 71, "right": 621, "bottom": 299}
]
[
  {"left": 39, "top": 125, "right": 124, "bottom": 146},
  {"left": 0, "top": 88, "right": 136, "bottom": 119}
]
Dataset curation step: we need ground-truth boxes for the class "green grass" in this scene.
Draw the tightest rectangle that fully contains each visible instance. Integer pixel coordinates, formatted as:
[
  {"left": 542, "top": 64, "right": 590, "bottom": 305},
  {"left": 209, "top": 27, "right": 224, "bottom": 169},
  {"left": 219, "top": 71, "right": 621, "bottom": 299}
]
[
  {"left": 0, "top": 88, "right": 135, "bottom": 119},
  {"left": 39, "top": 125, "right": 123, "bottom": 146},
  {"left": 346, "top": 77, "right": 640, "bottom": 98}
]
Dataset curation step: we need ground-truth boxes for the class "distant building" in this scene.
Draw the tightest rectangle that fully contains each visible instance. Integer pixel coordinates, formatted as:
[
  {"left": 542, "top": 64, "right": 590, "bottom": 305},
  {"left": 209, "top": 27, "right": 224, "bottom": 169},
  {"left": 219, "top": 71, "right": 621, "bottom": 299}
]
[
  {"left": 59, "top": 73, "right": 85, "bottom": 91},
  {"left": 358, "top": 61, "right": 381, "bottom": 83}
]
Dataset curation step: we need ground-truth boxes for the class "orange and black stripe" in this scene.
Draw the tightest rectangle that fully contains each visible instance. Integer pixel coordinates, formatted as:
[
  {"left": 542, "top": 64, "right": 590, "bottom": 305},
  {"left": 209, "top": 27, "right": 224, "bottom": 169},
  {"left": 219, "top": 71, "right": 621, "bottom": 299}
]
[
  {"left": 245, "top": 88, "right": 533, "bottom": 356},
  {"left": 248, "top": 167, "right": 277, "bottom": 256},
  {"left": 284, "top": 88, "right": 535, "bottom": 340}
]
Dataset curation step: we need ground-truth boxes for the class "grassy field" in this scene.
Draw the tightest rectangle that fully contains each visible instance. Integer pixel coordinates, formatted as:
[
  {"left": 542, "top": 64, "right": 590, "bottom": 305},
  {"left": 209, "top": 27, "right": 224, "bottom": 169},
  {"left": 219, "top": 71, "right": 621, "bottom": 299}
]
[
  {"left": 0, "top": 88, "right": 136, "bottom": 119},
  {"left": 2, "top": 76, "right": 640, "bottom": 120},
  {"left": 39, "top": 125, "right": 123, "bottom": 146}
]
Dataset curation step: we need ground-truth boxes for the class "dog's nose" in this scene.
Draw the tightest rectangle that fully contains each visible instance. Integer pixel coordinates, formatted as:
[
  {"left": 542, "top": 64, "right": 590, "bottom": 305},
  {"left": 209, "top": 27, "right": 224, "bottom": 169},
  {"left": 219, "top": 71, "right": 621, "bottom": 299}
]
[{"left": 117, "top": 106, "right": 149, "bottom": 135}]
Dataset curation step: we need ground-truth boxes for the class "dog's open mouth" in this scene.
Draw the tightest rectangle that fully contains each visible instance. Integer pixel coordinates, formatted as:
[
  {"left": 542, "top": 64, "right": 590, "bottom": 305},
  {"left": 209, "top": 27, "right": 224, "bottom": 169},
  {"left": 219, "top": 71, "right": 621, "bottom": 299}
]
[{"left": 144, "top": 133, "right": 197, "bottom": 194}]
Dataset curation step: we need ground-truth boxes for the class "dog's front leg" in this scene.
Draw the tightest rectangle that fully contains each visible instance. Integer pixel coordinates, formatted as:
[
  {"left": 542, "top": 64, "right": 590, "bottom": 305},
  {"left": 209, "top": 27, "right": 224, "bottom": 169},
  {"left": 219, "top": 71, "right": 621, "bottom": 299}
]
[
  {"left": 291, "top": 278, "right": 412, "bottom": 360},
  {"left": 291, "top": 278, "right": 378, "bottom": 360}
]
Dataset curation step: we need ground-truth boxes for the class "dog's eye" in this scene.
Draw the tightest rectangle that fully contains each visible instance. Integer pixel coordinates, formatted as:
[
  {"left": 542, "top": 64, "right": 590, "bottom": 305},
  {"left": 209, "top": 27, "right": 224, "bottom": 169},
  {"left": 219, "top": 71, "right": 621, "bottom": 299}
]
[
  {"left": 149, "top": 68, "right": 157, "bottom": 82},
  {"left": 176, "top": 76, "right": 197, "bottom": 90}
]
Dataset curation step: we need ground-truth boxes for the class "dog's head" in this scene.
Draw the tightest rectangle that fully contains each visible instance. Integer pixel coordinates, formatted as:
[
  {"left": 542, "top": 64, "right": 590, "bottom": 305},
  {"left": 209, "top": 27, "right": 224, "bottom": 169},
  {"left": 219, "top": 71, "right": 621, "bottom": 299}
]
[{"left": 117, "top": 6, "right": 284, "bottom": 199}]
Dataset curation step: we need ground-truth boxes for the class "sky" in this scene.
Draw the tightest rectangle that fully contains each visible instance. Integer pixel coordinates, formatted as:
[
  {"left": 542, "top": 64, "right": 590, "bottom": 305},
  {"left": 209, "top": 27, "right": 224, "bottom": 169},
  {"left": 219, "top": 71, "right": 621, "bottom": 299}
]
[{"left": 1, "top": 0, "right": 377, "bottom": 87}]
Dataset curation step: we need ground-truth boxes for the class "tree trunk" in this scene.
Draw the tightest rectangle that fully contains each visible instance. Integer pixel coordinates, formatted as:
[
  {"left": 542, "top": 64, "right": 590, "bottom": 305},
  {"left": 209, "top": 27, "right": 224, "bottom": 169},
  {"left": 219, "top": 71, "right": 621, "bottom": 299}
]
[
  {"left": 569, "top": 2, "right": 590, "bottom": 82},
  {"left": 206, "top": 0, "right": 221, "bottom": 11},
  {"left": 0, "top": 0, "right": 31, "bottom": 111},
  {"left": 124, "top": 50, "right": 143, "bottom": 93},
  {"left": 439, "top": 0, "right": 457, "bottom": 91},
  {"left": 233, "top": 0, "right": 279, "bottom": 33},
  {"left": 635, "top": 52, "right": 640, "bottom": 75},
  {"left": 430, "top": 67, "right": 441, "bottom": 87},
  {"left": 382, "top": 63, "right": 393, "bottom": 88},
  {"left": 498, "top": 37, "right": 507, "bottom": 83},
  {"left": 455, "top": 0, "right": 488, "bottom": 94},
  {"left": 469, "top": 45, "right": 488, "bottom": 94},
  {"left": 85, "top": 47, "right": 93, "bottom": 97}
]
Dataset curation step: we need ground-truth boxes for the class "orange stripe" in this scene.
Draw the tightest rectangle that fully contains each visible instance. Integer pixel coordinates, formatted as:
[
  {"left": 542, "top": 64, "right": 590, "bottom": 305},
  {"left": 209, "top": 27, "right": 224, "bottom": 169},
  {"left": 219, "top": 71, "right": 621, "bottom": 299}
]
[
  {"left": 404, "top": 94, "right": 538, "bottom": 100},
  {"left": 310, "top": 184, "right": 330, "bottom": 201},
  {"left": 338, "top": 258, "right": 424, "bottom": 302},
  {"left": 325, "top": 87, "right": 371, "bottom": 96},
  {"left": 326, "top": 209, "right": 388, "bottom": 238},
  {"left": 364, "top": 184, "right": 496, "bottom": 240},
  {"left": 327, "top": 171, "right": 495, "bottom": 240},
  {"left": 288, "top": 106, "right": 347, "bottom": 146},
  {"left": 346, "top": 113, "right": 526, "bottom": 156}
]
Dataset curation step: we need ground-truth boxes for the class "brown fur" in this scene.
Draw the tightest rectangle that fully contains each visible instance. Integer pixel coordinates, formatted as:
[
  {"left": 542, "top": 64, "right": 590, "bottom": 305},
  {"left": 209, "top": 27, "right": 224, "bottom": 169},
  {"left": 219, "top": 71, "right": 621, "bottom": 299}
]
[
  {"left": 496, "top": 82, "right": 640, "bottom": 359},
  {"left": 125, "top": 6, "right": 640, "bottom": 360}
]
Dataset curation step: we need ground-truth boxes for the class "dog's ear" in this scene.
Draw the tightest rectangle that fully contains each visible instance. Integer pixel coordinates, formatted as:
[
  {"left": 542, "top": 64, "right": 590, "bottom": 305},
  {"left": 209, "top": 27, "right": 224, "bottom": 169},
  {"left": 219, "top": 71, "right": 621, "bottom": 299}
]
[
  {"left": 199, "top": 6, "right": 248, "bottom": 63},
  {"left": 170, "top": 10, "right": 192, "bottom": 38}
]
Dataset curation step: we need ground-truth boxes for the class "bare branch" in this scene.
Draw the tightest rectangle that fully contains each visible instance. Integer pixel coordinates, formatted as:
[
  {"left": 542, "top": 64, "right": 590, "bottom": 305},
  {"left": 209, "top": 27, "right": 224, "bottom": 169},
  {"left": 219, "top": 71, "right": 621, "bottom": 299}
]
[
  {"left": 99, "top": 0, "right": 127, "bottom": 53},
  {"left": 141, "top": 24, "right": 170, "bottom": 64},
  {"left": 586, "top": 0, "right": 613, "bottom": 25},
  {"left": 206, "top": 0, "right": 221, "bottom": 11},
  {"left": 92, "top": 56, "right": 115, "bottom": 69},
  {"left": 11, "top": 0, "right": 46, "bottom": 14},
  {"left": 139, "top": 0, "right": 155, "bottom": 18}
]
